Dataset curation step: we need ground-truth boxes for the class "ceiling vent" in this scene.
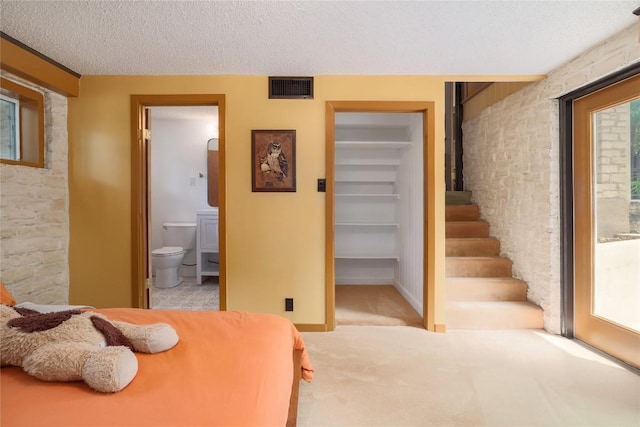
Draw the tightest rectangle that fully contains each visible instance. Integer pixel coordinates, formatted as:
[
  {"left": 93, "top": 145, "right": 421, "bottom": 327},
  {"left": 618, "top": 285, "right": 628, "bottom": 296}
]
[{"left": 269, "top": 77, "right": 314, "bottom": 99}]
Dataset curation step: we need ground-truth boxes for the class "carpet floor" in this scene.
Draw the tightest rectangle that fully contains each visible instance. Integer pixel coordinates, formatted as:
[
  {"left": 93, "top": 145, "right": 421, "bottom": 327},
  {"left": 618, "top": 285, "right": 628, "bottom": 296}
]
[
  {"left": 335, "top": 285, "right": 423, "bottom": 327},
  {"left": 298, "top": 326, "right": 640, "bottom": 427}
]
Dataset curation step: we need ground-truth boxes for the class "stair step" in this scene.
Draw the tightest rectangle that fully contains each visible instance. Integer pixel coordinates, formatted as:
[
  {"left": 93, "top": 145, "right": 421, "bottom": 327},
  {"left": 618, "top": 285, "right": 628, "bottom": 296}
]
[
  {"left": 446, "top": 238, "right": 500, "bottom": 256},
  {"left": 446, "top": 277, "right": 527, "bottom": 302},
  {"left": 445, "top": 221, "right": 490, "bottom": 238},
  {"left": 445, "top": 205, "right": 480, "bottom": 221},
  {"left": 446, "top": 301, "right": 544, "bottom": 329},
  {"left": 445, "top": 191, "right": 472, "bottom": 205},
  {"left": 446, "top": 257, "right": 512, "bottom": 277}
]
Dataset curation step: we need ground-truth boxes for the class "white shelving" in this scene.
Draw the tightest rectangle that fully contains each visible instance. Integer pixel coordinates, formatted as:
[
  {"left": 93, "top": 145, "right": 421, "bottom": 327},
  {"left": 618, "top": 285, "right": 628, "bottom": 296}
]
[
  {"left": 333, "top": 112, "right": 424, "bottom": 313},
  {"left": 335, "top": 222, "right": 399, "bottom": 226},
  {"left": 335, "top": 194, "right": 399, "bottom": 198},
  {"left": 196, "top": 209, "right": 219, "bottom": 285},
  {"left": 335, "top": 140, "right": 412, "bottom": 149},
  {"left": 334, "top": 135, "right": 410, "bottom": 284}
]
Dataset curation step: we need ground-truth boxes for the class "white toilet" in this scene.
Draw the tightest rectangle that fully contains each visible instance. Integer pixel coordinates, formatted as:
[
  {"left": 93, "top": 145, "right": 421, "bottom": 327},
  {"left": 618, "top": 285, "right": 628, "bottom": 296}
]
[{"left": 152, "top": 222, "right": 197, "bottom": 288}]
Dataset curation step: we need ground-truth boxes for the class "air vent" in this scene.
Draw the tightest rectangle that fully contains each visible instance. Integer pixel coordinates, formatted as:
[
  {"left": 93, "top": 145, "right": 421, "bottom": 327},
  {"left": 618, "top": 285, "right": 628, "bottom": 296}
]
[{"left": 269, "top": 77, "right": 314, "bottom": 99}]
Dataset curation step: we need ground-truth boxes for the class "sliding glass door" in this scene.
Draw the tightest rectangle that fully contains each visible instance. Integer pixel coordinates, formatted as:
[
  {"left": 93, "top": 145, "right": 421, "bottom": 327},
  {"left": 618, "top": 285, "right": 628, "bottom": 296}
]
[{"left": 573, "top": 73, "right": 640, "bottom": 368}]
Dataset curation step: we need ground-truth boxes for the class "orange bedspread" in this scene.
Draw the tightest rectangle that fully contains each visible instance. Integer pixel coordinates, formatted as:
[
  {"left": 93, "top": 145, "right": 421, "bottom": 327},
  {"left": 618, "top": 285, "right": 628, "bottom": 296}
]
[{"left": 1, "top": 308, "right": 314, "bottom": 427}]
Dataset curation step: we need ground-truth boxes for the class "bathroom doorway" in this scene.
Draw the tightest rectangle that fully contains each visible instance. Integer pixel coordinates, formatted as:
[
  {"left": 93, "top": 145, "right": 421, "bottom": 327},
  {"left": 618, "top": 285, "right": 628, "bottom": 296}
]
[
  {"left": 131, "top": 94, "right": 226, "bottom": 311},
  {"left": 148, "top": 106, "right": 220, "bottom": 310}
]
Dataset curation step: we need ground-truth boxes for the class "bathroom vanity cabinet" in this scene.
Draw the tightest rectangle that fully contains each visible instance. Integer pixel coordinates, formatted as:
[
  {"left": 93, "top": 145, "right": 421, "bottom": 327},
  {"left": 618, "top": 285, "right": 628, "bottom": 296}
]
[{"left": 196, "top": 209, "right": 219, "bottom": 285}]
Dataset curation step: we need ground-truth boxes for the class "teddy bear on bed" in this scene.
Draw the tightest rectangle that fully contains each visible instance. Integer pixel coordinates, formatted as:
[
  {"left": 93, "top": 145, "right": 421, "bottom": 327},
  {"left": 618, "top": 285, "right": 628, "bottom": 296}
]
[{"left": 0, "top": 304, "right": 178, "bottom": 393}]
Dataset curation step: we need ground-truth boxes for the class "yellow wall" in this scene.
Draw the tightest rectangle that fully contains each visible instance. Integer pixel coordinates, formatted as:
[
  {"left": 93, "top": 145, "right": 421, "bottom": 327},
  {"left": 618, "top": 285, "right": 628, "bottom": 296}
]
[{"left": 68, "top": 75, "right": 448, "bottom": 326}]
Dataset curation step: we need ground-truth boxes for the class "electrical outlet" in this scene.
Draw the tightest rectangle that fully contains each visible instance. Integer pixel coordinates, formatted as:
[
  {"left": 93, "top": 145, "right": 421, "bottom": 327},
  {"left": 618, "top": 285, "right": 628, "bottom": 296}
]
[
  {"left": 317, "top": 178, "right": 326, "bottom": 192},
  {"left": 285, "top": 298, "right": 294, "bottom": 312}
]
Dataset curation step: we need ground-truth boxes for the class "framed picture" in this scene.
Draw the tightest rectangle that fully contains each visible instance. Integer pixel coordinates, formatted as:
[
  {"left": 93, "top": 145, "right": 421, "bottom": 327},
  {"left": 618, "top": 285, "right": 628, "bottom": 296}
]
[{"left": 251, "top": 129, "right": 296, "bottom": 192}]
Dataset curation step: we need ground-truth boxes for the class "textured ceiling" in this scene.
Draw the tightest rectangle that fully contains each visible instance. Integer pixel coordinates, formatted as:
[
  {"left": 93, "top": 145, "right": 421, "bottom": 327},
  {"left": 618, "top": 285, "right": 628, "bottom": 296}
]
[{"left": 0, "top": 1, "right": 637, "bottom": 76}]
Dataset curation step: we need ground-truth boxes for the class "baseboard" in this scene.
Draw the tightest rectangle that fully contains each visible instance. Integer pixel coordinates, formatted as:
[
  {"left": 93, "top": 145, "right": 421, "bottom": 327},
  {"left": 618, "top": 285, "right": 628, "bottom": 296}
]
[
  {"left": 295, "top": 323, "right": 328, "bottom": 332},
  {"left": 434, "top": 323, "right": 446, "bottom": 333},
  {"left": 336, "top": 278, "right": 393, "bottom": 285},
  {"left": 393, "top": 280, "right": 423, "bottom": 316}
]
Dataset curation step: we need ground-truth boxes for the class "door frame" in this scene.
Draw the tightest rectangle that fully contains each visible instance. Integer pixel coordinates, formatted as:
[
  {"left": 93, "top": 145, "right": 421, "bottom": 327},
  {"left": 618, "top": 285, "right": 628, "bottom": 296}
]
[
  {"left": 131, "top": 94, "right": 226, "bottom": 310},
  {"left": 325, "top": 101, "right": 437, "bottom": 331},
  {"left": 573, "top": 74, "right": 640, "bottom": 368},
  {"left": 560, "top": 62, "right": 640, "bottom": 338},
  {"left": 559, "top": 63, "right": 639, "bottom": 368}
]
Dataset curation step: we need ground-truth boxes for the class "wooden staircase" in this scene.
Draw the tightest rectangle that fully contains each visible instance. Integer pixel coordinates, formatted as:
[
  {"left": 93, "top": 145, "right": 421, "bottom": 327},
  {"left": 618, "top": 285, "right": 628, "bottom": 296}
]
[{"left": 445, "top": 202, "right": 544, "bottom": 329}]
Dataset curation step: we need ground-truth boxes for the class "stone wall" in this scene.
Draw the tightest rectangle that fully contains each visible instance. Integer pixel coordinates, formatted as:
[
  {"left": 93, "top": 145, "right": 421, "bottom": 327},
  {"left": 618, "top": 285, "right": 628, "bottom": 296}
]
[
  {"left": 462, "top": 24, "right": 639, "bottom": 333},
  {"left": 0, "top": 72, "right": 69, "bottom": 304}
]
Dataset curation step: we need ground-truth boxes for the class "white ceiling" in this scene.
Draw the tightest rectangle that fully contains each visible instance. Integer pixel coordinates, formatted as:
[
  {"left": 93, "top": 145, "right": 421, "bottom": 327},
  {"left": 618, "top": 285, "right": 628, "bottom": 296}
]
[{"left": 0, "top": 1, "right": 637, "bottom": 77}]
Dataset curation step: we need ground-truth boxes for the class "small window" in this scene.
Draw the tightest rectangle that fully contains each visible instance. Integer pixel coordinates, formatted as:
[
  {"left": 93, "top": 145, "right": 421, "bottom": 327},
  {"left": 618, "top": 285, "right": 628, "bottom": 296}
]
[
  {"left": 0, "top": 77, "right": 44, "bottom": 168},
  {"left": 0, "top": 94, "right": 20, "bottom": 160}
]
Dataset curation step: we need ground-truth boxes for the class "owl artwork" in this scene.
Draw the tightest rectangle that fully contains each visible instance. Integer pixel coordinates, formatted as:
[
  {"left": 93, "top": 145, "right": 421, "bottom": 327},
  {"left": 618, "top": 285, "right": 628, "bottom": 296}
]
[{"left": 260, "top": 141, "right": 288, "bottom": 182}]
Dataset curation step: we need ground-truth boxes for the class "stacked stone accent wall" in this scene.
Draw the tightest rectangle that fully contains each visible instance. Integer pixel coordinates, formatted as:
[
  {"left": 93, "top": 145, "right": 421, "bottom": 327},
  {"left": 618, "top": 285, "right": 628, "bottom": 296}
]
[
  {"left": 0, "top": 72, "right": 69, "bottom": 304},
  {"left": 462, "top": 24, "right": 639, "bottom": 333}
]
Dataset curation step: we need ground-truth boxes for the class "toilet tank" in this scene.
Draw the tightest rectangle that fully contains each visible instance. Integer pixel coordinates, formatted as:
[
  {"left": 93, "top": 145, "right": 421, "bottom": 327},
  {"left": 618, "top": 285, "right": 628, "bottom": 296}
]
[{"left": 162, "top": 222, "right": 197, "bottom": 250}]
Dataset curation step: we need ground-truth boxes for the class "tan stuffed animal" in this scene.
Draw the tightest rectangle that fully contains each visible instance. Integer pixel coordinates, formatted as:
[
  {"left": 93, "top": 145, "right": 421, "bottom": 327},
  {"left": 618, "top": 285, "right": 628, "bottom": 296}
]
[{"left": 0, "top": 304, "right": 178, "bottom": 392}]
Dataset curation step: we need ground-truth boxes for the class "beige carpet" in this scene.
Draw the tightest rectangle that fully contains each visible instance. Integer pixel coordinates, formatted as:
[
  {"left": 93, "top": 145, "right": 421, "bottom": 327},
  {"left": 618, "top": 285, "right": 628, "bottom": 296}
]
[
  {"left": 298, "top": 326, "right": 640, "bottom": 427},
  {"left": 335, "top": 285, "right": 423, "bottom": 327}
]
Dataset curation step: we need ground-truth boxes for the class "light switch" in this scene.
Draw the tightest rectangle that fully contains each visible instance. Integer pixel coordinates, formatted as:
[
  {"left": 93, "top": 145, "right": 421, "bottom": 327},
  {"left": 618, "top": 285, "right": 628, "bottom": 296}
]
[{"left": 190, "top": 177, "right": 196, "bottom": 186}]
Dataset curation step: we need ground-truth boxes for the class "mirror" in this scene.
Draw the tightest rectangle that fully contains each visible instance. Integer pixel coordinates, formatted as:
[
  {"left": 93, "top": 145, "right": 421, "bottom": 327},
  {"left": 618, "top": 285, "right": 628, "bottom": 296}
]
[{"left": 208, "top": 138, "right": 219, "bottom": 207}]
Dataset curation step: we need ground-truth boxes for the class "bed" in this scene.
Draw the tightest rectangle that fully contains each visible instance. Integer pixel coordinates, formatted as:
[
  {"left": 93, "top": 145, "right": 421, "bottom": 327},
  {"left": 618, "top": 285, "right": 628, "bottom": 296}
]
[{"left": 0, "top": 307, "right": 314, "bottom": 427}]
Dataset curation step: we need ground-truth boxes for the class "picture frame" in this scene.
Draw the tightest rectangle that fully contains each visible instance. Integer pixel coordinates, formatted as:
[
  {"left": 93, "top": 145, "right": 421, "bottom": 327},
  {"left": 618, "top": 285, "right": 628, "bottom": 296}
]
[{"left": 251, "top": 129, "right": 296, "bottom": 192}]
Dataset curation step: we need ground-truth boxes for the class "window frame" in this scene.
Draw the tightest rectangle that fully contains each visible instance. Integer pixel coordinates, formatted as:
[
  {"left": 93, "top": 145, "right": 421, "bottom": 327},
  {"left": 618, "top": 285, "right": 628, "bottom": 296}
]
[{"left": 0, "top": 77, "right": 44, "bottom": 168}]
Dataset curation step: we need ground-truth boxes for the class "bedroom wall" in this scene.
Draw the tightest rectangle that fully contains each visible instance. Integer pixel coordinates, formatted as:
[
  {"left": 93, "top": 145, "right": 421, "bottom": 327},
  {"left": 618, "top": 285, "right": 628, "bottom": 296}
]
[
  {"left": 67, "top": 75, "right": 454, "bottom": 326},
  {"left": 462, "top": 24, "right": 640, "bottom": 333},
  {"left": 67, "top": 73, "right": 542, "bottom": 327},
  {"left": 0, "top": 71, "right": 69, "bottom": 304}
]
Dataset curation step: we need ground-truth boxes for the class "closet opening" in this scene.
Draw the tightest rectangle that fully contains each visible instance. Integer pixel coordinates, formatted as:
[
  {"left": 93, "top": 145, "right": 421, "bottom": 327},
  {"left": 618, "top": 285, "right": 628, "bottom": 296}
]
[
  {"left": 325, "top": 101, "right": 437, "bottom": 331},
  {"left": 334, "top": 112, "right": 423, "bottom": 326}
]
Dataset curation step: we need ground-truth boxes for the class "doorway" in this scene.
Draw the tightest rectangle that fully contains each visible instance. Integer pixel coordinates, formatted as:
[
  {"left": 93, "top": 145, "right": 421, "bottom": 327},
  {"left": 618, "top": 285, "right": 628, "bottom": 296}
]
[
  {"left": 324, "top": 101, "right": 436, "bottom": 331},
  {"left": 572, "top": 73, "right": 640, "bottom": 368},
  {"left": 147, "top": 106, "right": 220, "bottom": 310},
  {"left": 131, "top": 94, "right": 226, "bottom": 310},
  {"left": 333, "top": 111, "right": 423, "bottom": 327}
]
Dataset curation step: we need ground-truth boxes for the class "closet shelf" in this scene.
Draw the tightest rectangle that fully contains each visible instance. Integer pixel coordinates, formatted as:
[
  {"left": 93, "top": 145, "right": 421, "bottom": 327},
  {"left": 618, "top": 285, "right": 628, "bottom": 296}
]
[
  {"left": 335, "top": 178, "right": 396, "bottom": 184},
  {"left": 335, "top": 222, "right": 400, "bottom": 227},
  {"left": 335, "top": 254, "right": 400, "bottom": 260},
  {"left": 335, "top": 159, "right": 401, "bottom": 166},
  {"left": 335, "top": 193, "right": 399, "bottom": 199},
  {"left": 335, "top": 140, "right": 412, "bottom": 149}
]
